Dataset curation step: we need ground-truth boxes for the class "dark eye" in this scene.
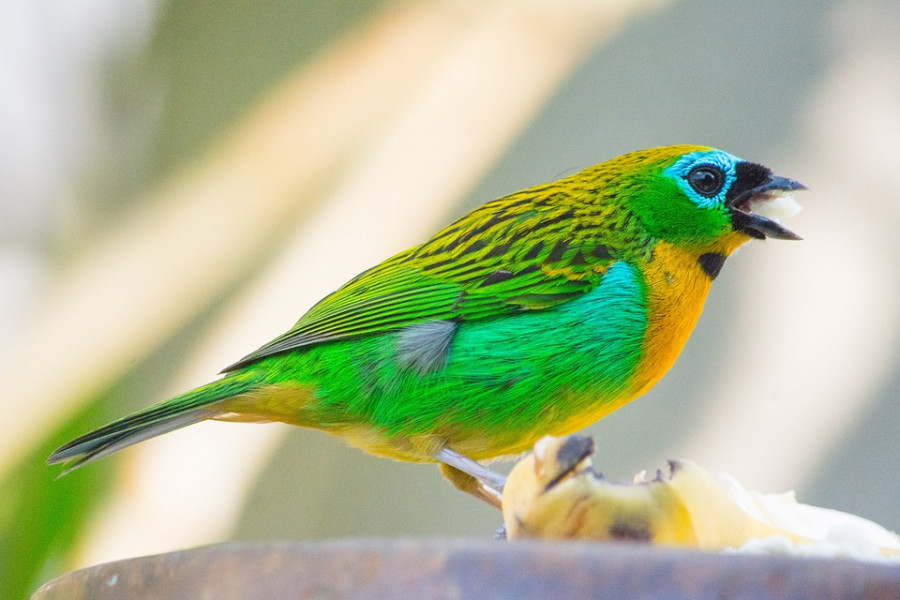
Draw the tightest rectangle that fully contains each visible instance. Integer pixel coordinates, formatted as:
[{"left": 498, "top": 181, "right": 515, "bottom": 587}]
[{"left": 687, "top": 165, "right": 725, "bottom": 197}]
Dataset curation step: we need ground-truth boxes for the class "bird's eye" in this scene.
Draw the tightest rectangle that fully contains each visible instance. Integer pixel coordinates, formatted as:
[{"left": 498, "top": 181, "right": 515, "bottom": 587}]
[{"left": 687, "top": 165, "right": 725, "bottom": 198}]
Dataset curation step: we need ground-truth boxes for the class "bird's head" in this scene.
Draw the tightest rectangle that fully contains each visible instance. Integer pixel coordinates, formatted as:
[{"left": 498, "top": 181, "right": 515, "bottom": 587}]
[{"left": 610, "top": 145, "right": 805, "bottom": 253}]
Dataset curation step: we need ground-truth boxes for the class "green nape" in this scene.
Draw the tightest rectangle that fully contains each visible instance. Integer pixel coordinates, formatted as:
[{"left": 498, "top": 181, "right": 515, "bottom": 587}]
[{"left": 576, "top": 145, "right": 733, "bottom": 245}]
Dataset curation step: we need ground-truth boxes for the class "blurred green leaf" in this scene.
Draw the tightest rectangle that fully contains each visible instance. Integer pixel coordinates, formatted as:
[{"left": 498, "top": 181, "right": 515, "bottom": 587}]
[{"left": 1, "top": 401, "right": 114, "bottom": 600}]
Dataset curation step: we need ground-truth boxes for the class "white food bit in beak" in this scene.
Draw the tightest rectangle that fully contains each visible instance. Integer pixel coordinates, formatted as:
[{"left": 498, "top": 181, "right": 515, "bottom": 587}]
[{"left": 748, "top": 191, "right": 803, "bottom": 224}]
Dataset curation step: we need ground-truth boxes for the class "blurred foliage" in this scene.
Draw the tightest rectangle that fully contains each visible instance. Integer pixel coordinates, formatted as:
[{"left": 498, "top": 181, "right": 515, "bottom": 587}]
[{"left": 1, "top": 401, "right": 112, "bottom": 600}]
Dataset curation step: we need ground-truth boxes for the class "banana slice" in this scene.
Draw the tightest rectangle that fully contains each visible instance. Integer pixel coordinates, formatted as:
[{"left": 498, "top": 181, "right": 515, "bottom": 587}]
[{"left": 501, "top": 435, "right": 900, "bottom": 561}]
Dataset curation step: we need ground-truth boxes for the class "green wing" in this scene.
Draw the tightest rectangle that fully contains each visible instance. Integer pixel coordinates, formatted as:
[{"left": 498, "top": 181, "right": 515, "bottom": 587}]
[{"left": 224, "top": 188, "right": 626, "bottom": 371}]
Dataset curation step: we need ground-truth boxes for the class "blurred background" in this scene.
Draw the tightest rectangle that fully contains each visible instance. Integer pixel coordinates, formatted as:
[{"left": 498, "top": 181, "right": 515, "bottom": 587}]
[{"left": 2, "top": 0, "right": 899, "bottom": 597}]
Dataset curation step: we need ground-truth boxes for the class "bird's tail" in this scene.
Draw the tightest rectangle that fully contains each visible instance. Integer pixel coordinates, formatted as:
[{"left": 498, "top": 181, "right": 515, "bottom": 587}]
[{"left": 48, "top": 373, "right": 262, "bottom": 475}]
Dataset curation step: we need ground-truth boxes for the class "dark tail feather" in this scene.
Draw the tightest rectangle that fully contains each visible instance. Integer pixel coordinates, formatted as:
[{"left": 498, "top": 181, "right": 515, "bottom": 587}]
[{"left": 48, "top": 373, "right": 261, "bottom": 475}]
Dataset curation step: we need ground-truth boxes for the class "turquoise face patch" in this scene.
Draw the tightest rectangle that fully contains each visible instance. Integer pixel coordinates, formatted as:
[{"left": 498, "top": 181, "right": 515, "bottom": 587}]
[{"left": 663, "top": 149, "right": 742, "bottom": 210}]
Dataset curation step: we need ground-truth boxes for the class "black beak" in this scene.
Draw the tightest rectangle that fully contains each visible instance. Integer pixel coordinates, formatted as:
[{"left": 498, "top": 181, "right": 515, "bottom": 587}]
[{"left": 729, "top": 175, "right": 806, "bottom": 241}]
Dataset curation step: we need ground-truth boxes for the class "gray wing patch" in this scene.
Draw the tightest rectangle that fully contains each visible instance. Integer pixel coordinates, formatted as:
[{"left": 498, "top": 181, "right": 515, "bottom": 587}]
[{"left": 396, "top": 320, "right": 458, "bottom": 374}]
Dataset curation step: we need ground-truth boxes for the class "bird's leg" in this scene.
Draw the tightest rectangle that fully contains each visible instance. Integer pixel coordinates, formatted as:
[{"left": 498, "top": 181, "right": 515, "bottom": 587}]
[
  {"left": 439, "top": 464, "right": 502, "bottom": 508},
  {"left": 436, "top": 448, "right": 507, "bottom": 491},
  {"left": 435, "top": 447, "right": 507, "bottom": 509}
]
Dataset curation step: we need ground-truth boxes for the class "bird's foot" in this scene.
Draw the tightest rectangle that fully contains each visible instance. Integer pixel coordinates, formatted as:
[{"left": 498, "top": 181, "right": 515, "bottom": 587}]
[{"left": 435, "top": 448, "right": 507, "bottom": 509}]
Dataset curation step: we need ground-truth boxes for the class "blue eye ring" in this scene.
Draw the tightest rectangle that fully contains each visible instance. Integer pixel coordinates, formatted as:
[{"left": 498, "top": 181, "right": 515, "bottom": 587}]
[
  {"left": 664, "top": 149, "right": 739, "bottom": 209},
  {"left": 687, "top": 165, "right": 726, "bottom": 197}
]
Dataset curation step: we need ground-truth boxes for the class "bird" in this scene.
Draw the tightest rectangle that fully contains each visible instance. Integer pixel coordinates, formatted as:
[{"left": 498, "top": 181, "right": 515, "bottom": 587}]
[{"left": 49, "top": 145, "right": 804, "bottom": 506}]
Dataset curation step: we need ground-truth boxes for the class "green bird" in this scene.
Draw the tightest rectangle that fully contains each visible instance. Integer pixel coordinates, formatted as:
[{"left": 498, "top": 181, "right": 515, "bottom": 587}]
[{"left": 49, "top": 145, "right": 804, "bottom": 505}]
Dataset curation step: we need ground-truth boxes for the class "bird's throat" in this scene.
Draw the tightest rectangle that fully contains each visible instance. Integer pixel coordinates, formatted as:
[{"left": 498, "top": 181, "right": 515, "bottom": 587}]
[{"left": 629, "top": 241, "right": 718, "bottom": 397}]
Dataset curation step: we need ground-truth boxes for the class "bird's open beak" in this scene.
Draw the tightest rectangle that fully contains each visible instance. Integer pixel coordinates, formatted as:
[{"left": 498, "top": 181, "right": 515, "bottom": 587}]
[{"left": 729, "top": 175, "right": 806, "bottom": 240}]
